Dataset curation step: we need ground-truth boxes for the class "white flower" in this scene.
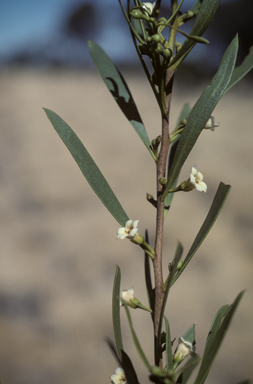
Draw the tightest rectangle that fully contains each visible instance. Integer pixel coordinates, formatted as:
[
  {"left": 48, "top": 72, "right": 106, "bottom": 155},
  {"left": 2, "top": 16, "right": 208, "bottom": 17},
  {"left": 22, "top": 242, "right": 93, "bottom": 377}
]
[
  {"left": 204, "top": 116, "right": 220, "bottom": 131},
  {"left": 120, "top": 287, "right": 135, "bottom": 307},
  {"left": 110, "top": 367, "right": 127, "bottom": 384},
  {"left": 142, "top": 2, "right": 156, "bottom": 14},
  {"left": 117, "top": 220, "right": 139, "bottom": 240},
  {"left": 173, "top": 337, "right": 196, "bottom": 363},
  {"left": 183, "top": 167, "right": 207, "bottom": 192}
]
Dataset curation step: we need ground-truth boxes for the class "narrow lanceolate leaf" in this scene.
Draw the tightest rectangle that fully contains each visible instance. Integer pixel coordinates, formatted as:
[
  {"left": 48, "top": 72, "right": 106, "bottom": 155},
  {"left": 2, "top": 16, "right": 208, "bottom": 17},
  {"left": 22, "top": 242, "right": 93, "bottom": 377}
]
[
  {"left": 169, "top": 0, "right": 220, "bottom": 69},
  {"left": 144, "top": 230, "right": 155, "bottom": 315},
  {"left": 183, "top": 324, "right": 195, "bottom": 345},
  {"left": 163, "top": 36, "right": 238, "bottom": 199},
  {"left": 121, "top": 350, "right": 140, "bottom": 384},
  {"left": 191, "top": 0, "right": 203, "bottom": 15},
  {"left": 112, "top": 266, "right": 124, "bottom": 361},
  {"left": 121, "top": 299, "right": 151, "bottom": 370},
  {"left": 164, "top": 103, "right": 191, "bottom": 218},
  {"left": 171, "top": 183, "right": 231, "bottom": 286},
  {"left": 87, "top": 40, "right": 154, "bottom": 159},
  {"left": 44, "top": 108, "right": 129, "bottom": 226},
  {"left": 194, "top": 291, "right": 245, "bottom": 384},
  {"left": 226, "top": 45, "right": 253, "bottom": 92},
  {"left": 177, "top": 357, "right": 200, "bottom": 384},
  {"left": 164, "top": 316, "right": 173, "bottom": 372},
  {"left": 156, "top": 242, "right": 183, "bottom": 365}
]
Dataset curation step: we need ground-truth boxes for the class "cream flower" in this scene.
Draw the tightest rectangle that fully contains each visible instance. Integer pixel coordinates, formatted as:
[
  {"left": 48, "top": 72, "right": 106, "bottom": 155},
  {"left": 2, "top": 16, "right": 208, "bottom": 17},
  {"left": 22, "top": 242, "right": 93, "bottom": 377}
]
[
  {"left": 117, "top": 220, "right": 139, "bottom": 240},
  {"left": 204, "top": 116, "right": 220, "bottom": 131},
  {"left": 110, "top": 367, "right": 127, "bottom": 384},
  {"left": 120, "top": 287, "right": 135, "bottom": 307},
  {"left": 183, "top": 167, "right": 207, "bottom": 192},
  {"left": 142, "top": 2, "right": 156, "bottom": 14},
  {"left": 173, "top": 337, "right": 196, "bottom": 363}
]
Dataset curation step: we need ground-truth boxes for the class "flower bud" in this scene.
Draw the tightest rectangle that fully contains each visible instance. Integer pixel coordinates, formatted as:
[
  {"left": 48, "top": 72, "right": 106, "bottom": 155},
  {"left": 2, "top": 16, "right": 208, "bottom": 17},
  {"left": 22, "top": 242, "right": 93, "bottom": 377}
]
[
  {"left": 152, "top": 34, "right": 162, "bottom": 43},
  {"left": 175, "top": 41, "right": 182, "bottom": 53},
  {"left": 130, "top": 9, "right": 150, "bottom": 21},
  {"left": 173, "top": 337, "right": 196, "bottom": 367},
  {"left": 159, "top": 177, "right": 167, "bottom": 185},
  {"left": 187, "top": 10, "right": 194, "bottom": 17},
  {"left": 142, "top": 2, "right": 156, "bottom": 15},
  {"left": 163, "top": 48, "right": 172, "bottom": 59},
  {"left": 155, "top": 44, "right": 163, "bottom": 54}
]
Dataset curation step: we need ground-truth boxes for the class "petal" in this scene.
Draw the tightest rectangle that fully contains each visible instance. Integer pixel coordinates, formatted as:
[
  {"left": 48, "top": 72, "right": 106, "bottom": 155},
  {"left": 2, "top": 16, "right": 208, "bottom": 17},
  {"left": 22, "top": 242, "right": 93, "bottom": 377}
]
[
  {"left": 196, "top": 182, "right": 207, "bottom": 192},
  {"left": 132, "top": 220, "right": 139, "bottom": 228},
  {"left": 128, "top": 227, "right": 138, "bottom": 238},
  {"left": 125, "top": 220, "right": 133, "bottom": 230},
  {"left": 191, "top": 167, "right": 197, "bottom": 176},
  {"left": 189, "top": 173, "right": 196, "bottom": 186},
  {"left": 128, "top": 287, "right": 134, "bottom": 296},
  {"left": 117, "top": 228, "right": 127, "bottom": 235},
  {"left": 196, "top": 171, "right": 204, "bottom": 182},
  {"left": 117, "top": 234, "right": 127, "bottom": 240}
]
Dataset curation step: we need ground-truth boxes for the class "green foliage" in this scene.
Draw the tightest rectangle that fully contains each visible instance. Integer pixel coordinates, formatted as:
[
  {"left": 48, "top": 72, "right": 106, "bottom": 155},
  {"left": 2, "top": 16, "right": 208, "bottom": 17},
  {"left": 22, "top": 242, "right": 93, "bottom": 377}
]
[
  {"left": 87, "top": 40, "right": 156, "bottom": 160},
  {"left": 44, "top": 108, "right": 129, "bottom": 226},
  {"left": 226, "top": 44, "right": 253, "bottom": 92},
  {"left": 194, "top": 291, "right": 245, "bottom": 384},
  {"left": 121, "top": 298, "right": 152, "bottom": 371},
  {"left": 171, "top": 182, "right": 231, "bottom": 286},
  {"left": 112, "top": 266, "right": 124, "bottom": 361},
  {"left": 169, "top": 0, "right": 221, "bottom": 70},
  {"left": 163, "top": 36, "right": 238, "bottom": 198},
  {"left": 44, "top": 1, "right": 253, "bottom": 383},
  {"left": 164, "top": 316, "right": 173, "bottom": 372},
  {"left": 164, "top": 103, "right": 191, "bottom": 218}
]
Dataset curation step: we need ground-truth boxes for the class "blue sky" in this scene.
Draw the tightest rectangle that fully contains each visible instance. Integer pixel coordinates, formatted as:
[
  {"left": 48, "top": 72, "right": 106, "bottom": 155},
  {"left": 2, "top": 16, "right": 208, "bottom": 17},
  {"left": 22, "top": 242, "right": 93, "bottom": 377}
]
[
  {"left": 0, "top": 0, "right": 76, "bottom": 56},
  {"left": 0, "top": 0, "right": 232, "bottom": 65}
]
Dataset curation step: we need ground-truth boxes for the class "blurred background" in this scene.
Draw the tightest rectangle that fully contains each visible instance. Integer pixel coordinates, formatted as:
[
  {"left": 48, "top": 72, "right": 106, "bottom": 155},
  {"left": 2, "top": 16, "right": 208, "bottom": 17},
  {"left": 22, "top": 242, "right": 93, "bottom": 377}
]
[{"left": 0, "top": 1, "right": 253, "bottom": 384}]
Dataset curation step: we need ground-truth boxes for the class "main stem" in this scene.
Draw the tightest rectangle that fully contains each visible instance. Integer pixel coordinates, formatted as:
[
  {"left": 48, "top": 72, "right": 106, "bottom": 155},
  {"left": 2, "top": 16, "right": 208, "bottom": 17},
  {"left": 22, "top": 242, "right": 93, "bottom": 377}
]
[{"left": 153, "top": 68, "right": 174, "bottom": 367}]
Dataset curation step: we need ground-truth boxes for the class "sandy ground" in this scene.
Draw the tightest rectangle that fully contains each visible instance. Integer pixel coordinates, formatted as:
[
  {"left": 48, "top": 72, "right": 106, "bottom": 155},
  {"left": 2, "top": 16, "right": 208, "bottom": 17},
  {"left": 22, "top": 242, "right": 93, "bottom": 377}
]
[{"left": 0, "top": 69, "right": 253, "bottom": 384}]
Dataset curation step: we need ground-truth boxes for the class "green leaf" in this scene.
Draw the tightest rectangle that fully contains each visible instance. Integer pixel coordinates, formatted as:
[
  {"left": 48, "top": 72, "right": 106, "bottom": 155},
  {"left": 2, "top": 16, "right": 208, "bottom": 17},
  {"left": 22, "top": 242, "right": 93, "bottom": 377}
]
[
  {"left": 194, "top": 291, "right": 245, "bottom": 384},
  {"left": 176, "top": 103, "right": 192, "bottom": 125},
  {"left": 177, "top": 357, "right": 200, "bottom": 384},
  {"left": 121, "top": 350, "right": 140, "bottom": 384},
  {"left": 163, "top": 36, "right": 238, "bottom": 198},
  {"left": 112, "top": 266, "right": 124, "bottom": 361},
  {"left": 226, "top": 45, "right": 253, "bottom": 92},
  {"left": 191, "top": 0, "right": 203, "bottom": 14},
  {"left": 156, "top": 242, "right": 183, "bottom": 364},
  {"left": 164, "top": 103, "right": 191, "bottom": 218},
  {"left": 121, "top": 298, "right": 151, "bottom": 370},
  {"left": 144, "top": 230, "right": 155, "bottom": 315},
  {"left": 171, "top": 183, "right": 231, "bottom": 286},
  {"left": 44, "top": 108, "right": 129, "bottom": 226},
  {"left": 169, "top": 0, "right": 220, "bottom": 69},
  {"left": 183, "top": 324, "right": 195, "bottom": 345},
  {"left": 164, "top": 316, "right": 173, "bottom": 372},
  {"left": 87, "top": 40, "right": 155, "bottom": 159}
]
